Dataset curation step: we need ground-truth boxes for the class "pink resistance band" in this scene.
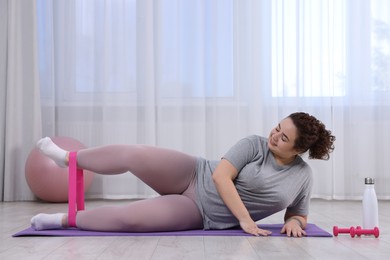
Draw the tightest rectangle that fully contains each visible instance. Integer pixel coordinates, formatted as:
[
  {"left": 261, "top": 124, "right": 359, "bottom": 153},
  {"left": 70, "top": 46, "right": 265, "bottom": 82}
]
[{"left": 68, "top": 151, "right": 85, "bottom": 227}]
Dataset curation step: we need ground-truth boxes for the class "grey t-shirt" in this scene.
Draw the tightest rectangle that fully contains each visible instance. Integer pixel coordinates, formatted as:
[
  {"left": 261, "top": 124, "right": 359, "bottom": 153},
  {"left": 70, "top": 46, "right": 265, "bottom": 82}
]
[{"left": 195, "top": 135, "right": 313, "bottom": 230}]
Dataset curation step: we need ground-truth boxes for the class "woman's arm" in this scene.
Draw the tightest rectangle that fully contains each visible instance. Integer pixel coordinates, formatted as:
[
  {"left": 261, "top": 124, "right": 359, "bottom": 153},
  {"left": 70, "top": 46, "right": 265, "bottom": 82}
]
[
  {"left": 281, "top": 211, "right": 308, "bottom": 237},
  {"left": 212, "top": 159, "right": 271, "bottom": 236}
]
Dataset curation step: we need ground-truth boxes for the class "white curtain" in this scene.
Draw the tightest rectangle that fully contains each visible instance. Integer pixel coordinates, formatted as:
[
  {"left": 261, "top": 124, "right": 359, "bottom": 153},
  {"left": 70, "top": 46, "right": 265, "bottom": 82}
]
[
  {"left": 0, "top": 0, "right": 42, "bottom": 201},
  {"left": 33, "top": 0, "right": 390, "bottom": 201}
]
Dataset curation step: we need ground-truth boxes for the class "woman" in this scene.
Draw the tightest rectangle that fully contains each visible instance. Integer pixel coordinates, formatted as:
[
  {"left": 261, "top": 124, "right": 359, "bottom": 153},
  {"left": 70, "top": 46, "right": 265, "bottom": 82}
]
[{"left": 31, "top": 112, "right": 335, "bottom": 237}]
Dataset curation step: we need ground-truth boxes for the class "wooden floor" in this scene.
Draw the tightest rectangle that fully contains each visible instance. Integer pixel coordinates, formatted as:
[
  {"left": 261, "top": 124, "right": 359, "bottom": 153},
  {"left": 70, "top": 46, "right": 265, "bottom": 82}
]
[{"left": 1, "top": 199, "right": 389, "bottom": 259}]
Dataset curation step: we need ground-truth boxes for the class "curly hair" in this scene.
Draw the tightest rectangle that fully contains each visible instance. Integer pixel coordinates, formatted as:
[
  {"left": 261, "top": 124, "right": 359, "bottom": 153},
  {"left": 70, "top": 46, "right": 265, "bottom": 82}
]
[{"left": 288, "top": 112, "right": 335, "bottom": 160}]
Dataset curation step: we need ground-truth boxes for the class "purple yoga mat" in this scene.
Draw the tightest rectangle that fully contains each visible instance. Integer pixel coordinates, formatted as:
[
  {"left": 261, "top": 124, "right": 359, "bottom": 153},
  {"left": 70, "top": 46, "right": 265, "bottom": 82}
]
[{"left": 13, "top": 223, "right": 332, "bottom": 237}]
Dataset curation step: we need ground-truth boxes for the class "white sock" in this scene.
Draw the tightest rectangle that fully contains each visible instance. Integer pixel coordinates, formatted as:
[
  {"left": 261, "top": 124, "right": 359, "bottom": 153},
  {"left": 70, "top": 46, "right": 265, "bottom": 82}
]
[
  {"left": 36, "top": 137, "right": 68, "bottom": 168},
  {"left": 31, "top": 213, "right": 65, "bottom": 230}
]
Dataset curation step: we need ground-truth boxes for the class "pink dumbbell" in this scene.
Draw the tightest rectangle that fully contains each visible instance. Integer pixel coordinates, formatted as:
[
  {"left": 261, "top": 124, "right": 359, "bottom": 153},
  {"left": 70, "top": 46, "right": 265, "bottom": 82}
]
[
  {"left": 355, "top": 226, "right": 380, "bottom": 238},
  {"left": 333, "top": 226, "right": 356, "bottom": 237}
]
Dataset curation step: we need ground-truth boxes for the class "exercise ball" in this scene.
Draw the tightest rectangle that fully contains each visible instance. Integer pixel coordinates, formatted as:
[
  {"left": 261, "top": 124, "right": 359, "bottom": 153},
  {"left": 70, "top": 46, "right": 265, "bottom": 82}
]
[{"left": 25, "top": 136, "right": 95, "bottom": 202}]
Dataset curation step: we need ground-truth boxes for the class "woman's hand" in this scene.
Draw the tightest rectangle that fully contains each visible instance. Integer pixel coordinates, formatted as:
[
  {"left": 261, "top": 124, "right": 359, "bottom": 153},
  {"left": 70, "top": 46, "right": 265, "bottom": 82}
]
[
  {"left": 280, "top": 218, "right": 307, "bottom": 237},
  {"left": 240, "top": 218, "right": 272, "bottom": 237}
]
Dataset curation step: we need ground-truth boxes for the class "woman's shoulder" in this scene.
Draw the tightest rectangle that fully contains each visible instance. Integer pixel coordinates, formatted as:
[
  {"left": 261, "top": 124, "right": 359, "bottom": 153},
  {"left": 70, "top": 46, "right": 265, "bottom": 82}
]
[
  {"left": 243, "top": 135, "right": 269, "bottom": 150},
  {"left": 295, "top": 157, "right": 313, "bottom": 181},
  {"left": 242, "top": 134, "right": 268, "bottom": 144},
  {"left": 295, "top": 156, "right": 311, "bottom": 169},
  {"left": 224, "top": 135, "right": 268, "bottom": 164}
]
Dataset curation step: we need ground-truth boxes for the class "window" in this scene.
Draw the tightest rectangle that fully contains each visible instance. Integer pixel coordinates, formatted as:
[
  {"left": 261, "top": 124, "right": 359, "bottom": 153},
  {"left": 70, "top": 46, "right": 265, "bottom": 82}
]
[
  {"left": 271, "top": 0, "right": 346, "bottom": 97},
  {"left": 371, "top": 0, "right": 390, "bottom": 93},
  {"left": 37, "top": 0, "right": 389, "bottom": 102},
  {"left": 156, "top": 0, "right": 234, "bottom": 98},
  {"left": 74, "top": 0, "right": 137, "bottom": 94}
]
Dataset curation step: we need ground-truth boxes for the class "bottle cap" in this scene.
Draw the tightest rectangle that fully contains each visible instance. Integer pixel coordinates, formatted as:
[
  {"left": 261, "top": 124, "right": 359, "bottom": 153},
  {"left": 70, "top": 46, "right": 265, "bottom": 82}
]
[{"left": 365, "top": 177, "right": 375, "bottom": 184}]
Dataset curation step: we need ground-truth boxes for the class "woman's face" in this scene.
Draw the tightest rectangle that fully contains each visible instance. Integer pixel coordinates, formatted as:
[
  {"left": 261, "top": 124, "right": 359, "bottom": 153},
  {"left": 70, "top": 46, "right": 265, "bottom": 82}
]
[{"left": 268, "top": 117, "right": 299, "bottom": 162}]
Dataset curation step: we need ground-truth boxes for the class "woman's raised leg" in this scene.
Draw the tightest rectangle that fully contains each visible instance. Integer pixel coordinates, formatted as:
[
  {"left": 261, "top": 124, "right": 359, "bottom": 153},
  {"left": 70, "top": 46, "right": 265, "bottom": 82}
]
[
  {"left": 77, "top": 144, "right": 197, "bottom": 195},
  {"left": 36, "top": 137, "right": 197, "bottom": 195}
]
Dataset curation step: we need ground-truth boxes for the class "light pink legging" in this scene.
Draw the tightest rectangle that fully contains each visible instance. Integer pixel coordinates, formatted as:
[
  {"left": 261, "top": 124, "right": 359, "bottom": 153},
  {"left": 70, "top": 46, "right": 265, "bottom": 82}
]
[{"left": 73, "top": 145, "right": 204, "bottom": 232}]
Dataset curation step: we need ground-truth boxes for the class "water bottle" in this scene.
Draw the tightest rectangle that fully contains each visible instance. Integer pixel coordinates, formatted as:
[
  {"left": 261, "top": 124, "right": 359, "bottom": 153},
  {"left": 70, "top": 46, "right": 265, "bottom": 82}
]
[{"left": 362, "top": 177, "right": 379, "bottom": 229}]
